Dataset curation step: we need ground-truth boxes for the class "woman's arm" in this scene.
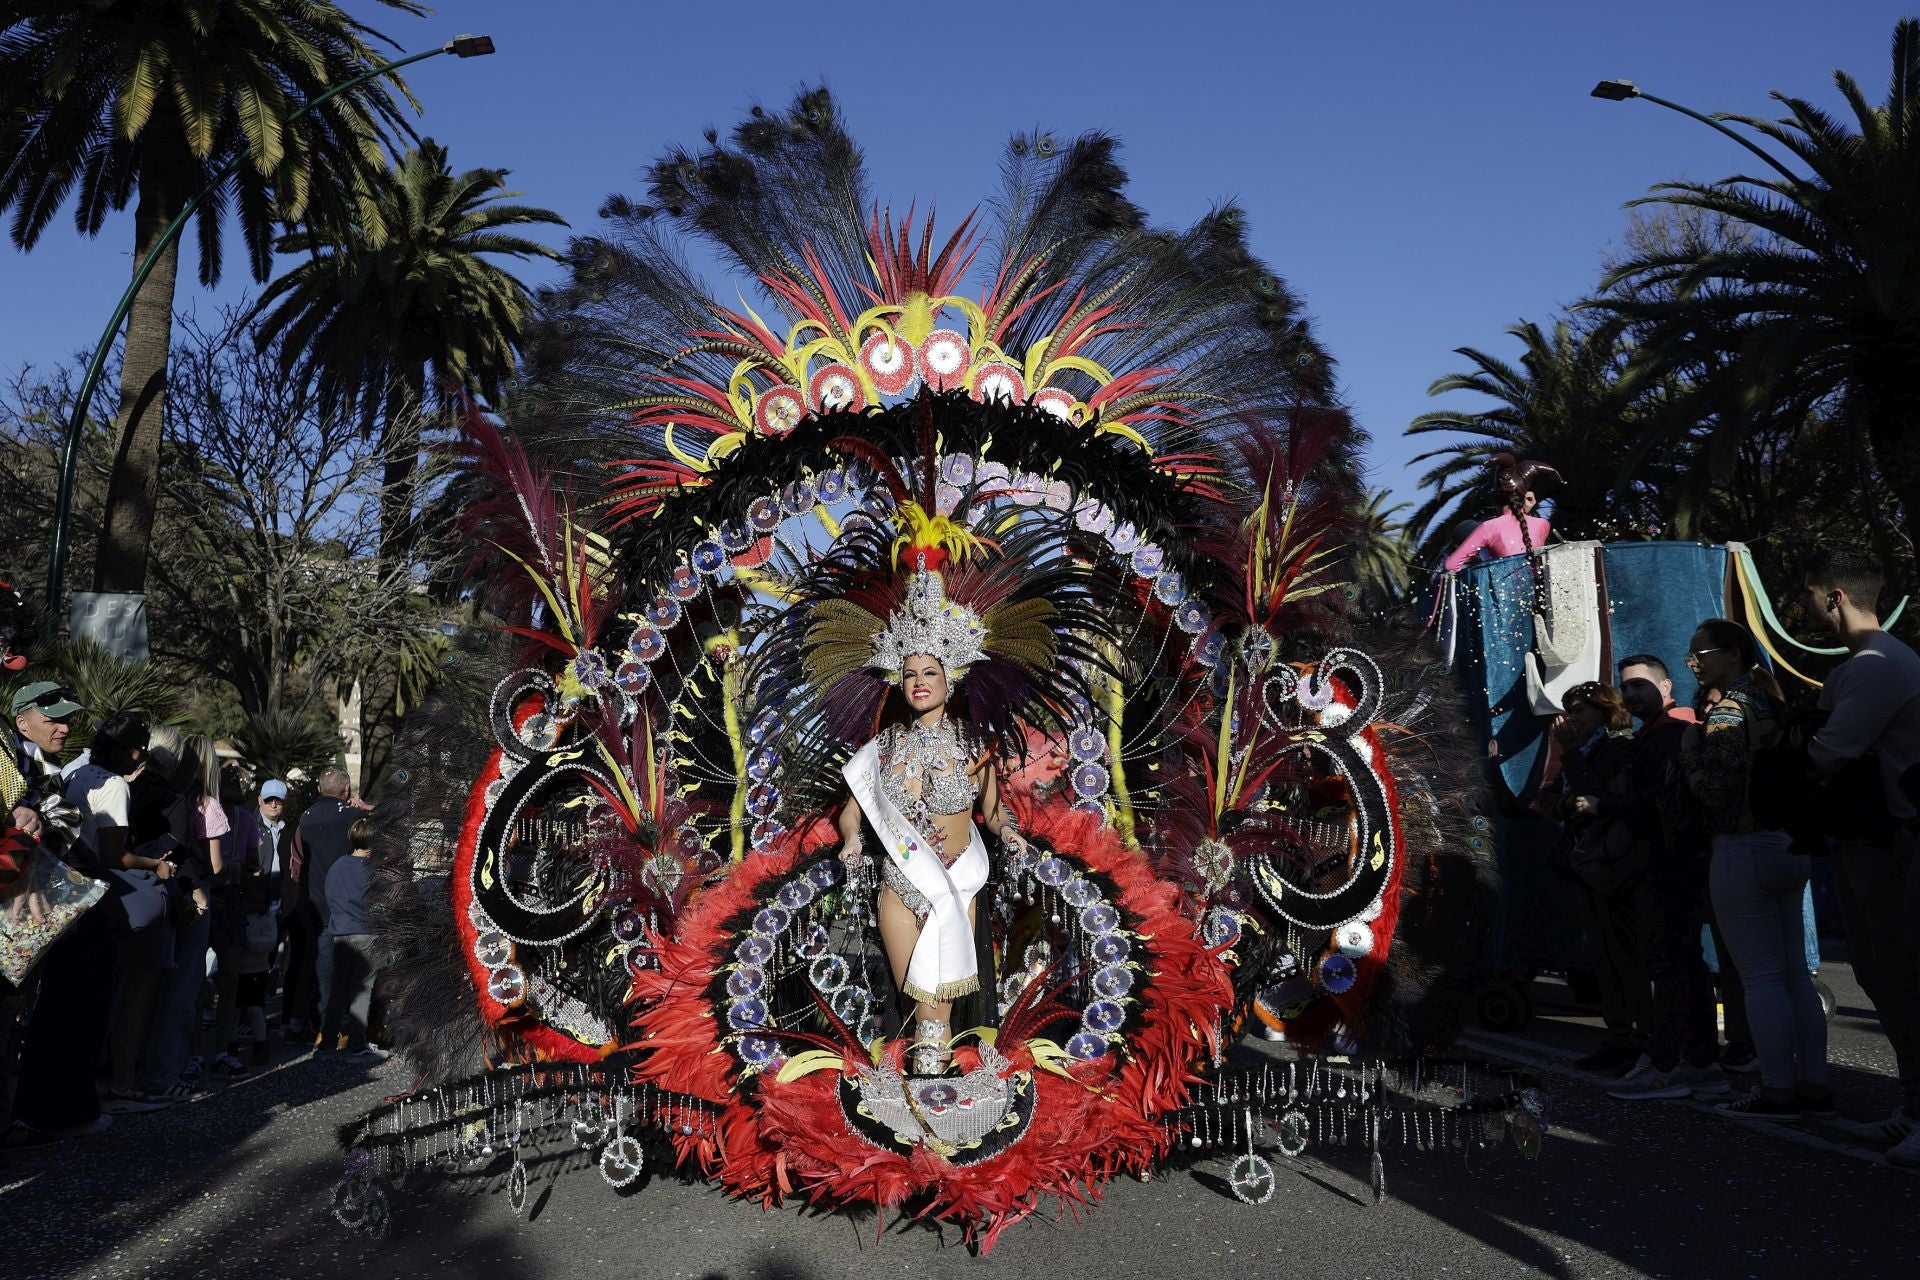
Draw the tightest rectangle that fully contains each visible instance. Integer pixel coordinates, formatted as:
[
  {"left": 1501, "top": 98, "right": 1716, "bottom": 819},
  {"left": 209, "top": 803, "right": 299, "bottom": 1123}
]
[
  {"left": 974, "top": 759, "right": 1027, "bottom": 852},
  {"left": 977, "top": 765, "right": 1003, "bottom": 834},
  {"left": 102, "top": 825, "right": 169, "bottom": 877},
  {"left": 1443, "top": 520, "right": 1495, "bottom": 573},
  {"left": 837, "top": 794, "right": 864, "bottom": 857}
]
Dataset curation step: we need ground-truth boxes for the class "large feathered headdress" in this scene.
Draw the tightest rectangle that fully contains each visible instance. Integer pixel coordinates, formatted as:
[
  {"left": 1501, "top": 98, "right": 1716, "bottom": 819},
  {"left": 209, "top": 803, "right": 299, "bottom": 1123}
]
[
  {"left": 866, "top": 565, "right": 987, "bottom": 682},
  {"left": 794, "top": 457, "right": 1101, "bottom": 745}
]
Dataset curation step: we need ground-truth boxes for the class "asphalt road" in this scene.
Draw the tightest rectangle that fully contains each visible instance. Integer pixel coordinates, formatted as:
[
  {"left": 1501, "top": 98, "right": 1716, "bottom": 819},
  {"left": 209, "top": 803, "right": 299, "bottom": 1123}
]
[{"left": 5, "top": 962, "right": 1916, "bottom": 1280}]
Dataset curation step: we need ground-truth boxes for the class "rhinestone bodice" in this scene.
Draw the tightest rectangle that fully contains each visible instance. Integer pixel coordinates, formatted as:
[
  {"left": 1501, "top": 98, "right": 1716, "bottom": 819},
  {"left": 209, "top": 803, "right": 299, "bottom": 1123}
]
[{"left": 877, "top": 720, "right": 978, "bottom": 862}]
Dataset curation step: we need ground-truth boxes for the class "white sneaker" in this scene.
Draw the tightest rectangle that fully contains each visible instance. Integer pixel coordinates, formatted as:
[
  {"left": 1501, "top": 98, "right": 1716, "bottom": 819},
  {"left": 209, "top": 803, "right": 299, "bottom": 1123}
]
[
  {"left": 1608, "top": 1065, "right": 1693, "bottom": 1101},
  {"left": 1888, "top": 1127, "right": 1920, "bottom": 1168},
  {"left": 1606, "top": 1054, "right": 1655, "bottom": 1088},
  {"left": 1841, "top": 1107, "right": 1916, "bottom": 1143},
  {"left": 1681, "top": 1062, "right": 1732, "bottom": 1098}
]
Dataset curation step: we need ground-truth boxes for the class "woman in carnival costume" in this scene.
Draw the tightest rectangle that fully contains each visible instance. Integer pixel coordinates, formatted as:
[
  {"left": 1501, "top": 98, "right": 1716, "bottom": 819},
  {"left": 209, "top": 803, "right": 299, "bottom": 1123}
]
[
  {"left": 335, "top": 89, "right": 1534, "bottom": 1250},
  {"left": 830, "top": 556, "right": 1027, "bottom": 1076}
]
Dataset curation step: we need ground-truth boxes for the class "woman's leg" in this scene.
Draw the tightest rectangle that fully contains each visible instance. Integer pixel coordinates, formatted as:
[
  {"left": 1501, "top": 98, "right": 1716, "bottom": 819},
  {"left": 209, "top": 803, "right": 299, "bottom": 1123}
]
[
  {"left": 109, "top": 962, "right": 161, "bottom": 1092},
  {"left": 1759, "top": 849, "right": 1828, "bottom": 1087},
  {"left": 1711, "top": 835, "right": 1797, "bottom": 1092},
  {"left": 140, "top": 909, "right": 210, "bottom": 1090},
  {"left": 877, "top": 886, "right": 978, "bottom": 1069},
  {"left": 313, "top": 927, "right": 336, "bottom": 1041},
  {"left": 878, "top": 887, "right": 946, "bottom": 1025},
  {"left": 208, "top": 949, "right": 241, "bottom": 1059}
]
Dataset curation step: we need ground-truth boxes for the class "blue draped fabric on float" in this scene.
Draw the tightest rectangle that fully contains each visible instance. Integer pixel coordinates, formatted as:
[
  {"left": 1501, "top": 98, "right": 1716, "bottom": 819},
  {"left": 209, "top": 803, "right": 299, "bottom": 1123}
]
[
  {"left": 1598, "top": 541, "right": 1726, "bottom": 715},
  {"left": 1444, "top": 541, "right": 1731, "bottom": 983},
  {"left": 1450, "top": 541, "right": 1729, "bottom": 800}
]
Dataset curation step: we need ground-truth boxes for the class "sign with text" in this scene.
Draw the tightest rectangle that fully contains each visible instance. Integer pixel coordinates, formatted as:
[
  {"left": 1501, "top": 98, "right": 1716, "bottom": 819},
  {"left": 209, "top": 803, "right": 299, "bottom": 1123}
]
[{"left": 70, "top": 591, "right": 150, "bottom": 662}]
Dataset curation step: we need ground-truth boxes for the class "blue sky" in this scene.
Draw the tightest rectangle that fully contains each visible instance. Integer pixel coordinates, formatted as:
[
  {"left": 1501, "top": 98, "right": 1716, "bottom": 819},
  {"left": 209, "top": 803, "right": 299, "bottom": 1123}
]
[{"left": 2, "top": 1, "right": 1909, "bottom": 515}]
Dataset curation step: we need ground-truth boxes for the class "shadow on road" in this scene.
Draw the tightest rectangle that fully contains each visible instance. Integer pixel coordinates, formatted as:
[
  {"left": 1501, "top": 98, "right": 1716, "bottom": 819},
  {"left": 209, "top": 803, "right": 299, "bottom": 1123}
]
[
  {"left": 4, "top": 1052, "right": 543, "bottom": 1279},
  {"left": 1301, "top": 1077, "right": 1917, "bottom": 1278}
]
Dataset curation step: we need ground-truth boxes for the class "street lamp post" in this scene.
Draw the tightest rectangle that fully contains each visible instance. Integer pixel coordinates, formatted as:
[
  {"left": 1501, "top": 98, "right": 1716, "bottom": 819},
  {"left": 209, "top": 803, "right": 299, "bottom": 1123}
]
[
  {"left": 40, "top": 35, "right": 497, "bottom": 637},
  {"left": 1589, "top": 79, "right": 1800, "bottom": 183}
]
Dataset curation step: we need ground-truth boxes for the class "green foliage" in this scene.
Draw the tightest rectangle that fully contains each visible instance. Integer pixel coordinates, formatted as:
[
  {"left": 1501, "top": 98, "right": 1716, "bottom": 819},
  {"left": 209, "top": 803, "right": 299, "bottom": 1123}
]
[
  {"left": 1349, "top": 489, "right": 1414, "bottom": 606},
  {"left": 0, "top": 0, "right": 425, "bottom": 280},
  {"left": 1405, "top": 18, "right": 1920, "bottom": 638},
  {"left": 251, "top": 138, "right": 566, "bottom": 429},
  {"left": 394, "top": 627, "right": 453, "bottom": 719},
  {"left": 1593, "top": 17, "right": 1920, "bottom": 563},
  {"left": 231, "top": 707, "right": 343, "bottom": 782},
  {"left": 1405, "top": 318, "right": 1655, "bottom": 564},
  {"left": 250, "top": 138, "right": 562, "bottom": 790},
  {"left": 1, "top": 1, "right": 430, "bottom": 594},
  {"left": 0, "top": 637, "right": 186, "bottom": 752}
]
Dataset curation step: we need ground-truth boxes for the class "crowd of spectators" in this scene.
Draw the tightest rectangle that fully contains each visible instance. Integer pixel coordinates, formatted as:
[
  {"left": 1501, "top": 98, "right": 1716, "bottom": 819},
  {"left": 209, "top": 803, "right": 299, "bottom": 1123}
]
[
  {"left": 0, "top": 614, "right": 386, "bottom": 1152},
  {"left": 1540, "top": 549, "right": 1920, "bottom": 1165}
]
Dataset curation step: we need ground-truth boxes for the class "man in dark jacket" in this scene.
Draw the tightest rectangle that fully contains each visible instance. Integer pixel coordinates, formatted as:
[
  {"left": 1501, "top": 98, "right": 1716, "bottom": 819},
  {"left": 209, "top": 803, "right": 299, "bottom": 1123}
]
[
  {"left": 1588, "top": 655, "right": 1732, "bottom": 1101},
  {"left": 291, "top": 766, "right": 358, "bottom": 1044}
]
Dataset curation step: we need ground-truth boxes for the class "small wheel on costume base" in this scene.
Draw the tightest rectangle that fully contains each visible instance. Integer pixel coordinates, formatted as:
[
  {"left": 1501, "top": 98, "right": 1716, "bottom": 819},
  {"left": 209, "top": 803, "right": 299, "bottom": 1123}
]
[
  {"left": 1229, "top": 1153, "right": 1277, "bottom": 1204},
  {"left": 1475, "top": 981, "right": 1532, "bottom": 1032},
  {"left": 1275, "top": 1109, "right": 1309, "bottom": 1158},
  {"left": 600, "top": 1135, "right": 645, "bottom": 1188},
  {"left": 331, "top": 1175, "right": 393, "bottom": 1237},
  {"left": 506, "top": 1158, "right": 528, "bottom": 1214}
]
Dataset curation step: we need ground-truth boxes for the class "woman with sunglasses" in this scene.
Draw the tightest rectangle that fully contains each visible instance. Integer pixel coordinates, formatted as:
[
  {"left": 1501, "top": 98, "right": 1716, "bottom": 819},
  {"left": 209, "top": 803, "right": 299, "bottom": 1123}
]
[{"left": 1681, "top": 618, "right": 1831, "bottom": 1121}]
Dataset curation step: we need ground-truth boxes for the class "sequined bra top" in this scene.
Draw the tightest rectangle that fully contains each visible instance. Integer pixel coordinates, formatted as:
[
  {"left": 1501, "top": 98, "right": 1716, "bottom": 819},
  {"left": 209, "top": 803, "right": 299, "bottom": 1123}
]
[{"left": 877, "top": 721, "right": 978, "bottom": 820}]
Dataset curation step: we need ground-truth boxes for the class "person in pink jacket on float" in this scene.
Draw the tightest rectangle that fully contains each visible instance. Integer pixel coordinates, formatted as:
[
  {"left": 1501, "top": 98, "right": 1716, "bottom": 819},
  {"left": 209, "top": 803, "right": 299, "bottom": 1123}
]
[{"left": 1444, "top": 453, "right": 1562, "bottom": 573}]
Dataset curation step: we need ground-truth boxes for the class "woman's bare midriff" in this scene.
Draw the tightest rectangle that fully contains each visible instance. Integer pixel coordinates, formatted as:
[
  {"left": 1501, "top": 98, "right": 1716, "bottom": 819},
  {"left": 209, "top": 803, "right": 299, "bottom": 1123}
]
[{"left": 924, "top": 810, "right": 975, "bottom": 866}]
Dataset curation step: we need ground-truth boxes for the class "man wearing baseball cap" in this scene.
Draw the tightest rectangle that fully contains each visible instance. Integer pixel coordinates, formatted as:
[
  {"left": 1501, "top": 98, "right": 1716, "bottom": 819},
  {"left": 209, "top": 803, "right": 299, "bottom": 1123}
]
[
  {"left": 2, "top": 604, "right": 95, "bottom": 1144},
  {"left": 9, "top": 681, "right": 85, "bottom": 856},
  {"left": 254, "top": 779, "right": 290, "bottom": 891}
]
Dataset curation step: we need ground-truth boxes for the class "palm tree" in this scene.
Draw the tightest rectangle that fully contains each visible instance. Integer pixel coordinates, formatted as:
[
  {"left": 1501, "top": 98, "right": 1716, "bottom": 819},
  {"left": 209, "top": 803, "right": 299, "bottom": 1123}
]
[
  {"left": 1404, "top": 317, "right": 1642, "bottom": 564},
  {"left": 1597, "top": 17, "right": 1920, "bottom": 557},
  {"left": 251, "top": 138, "right": 563, "bottom": 788},
  {"left": 0, "top": 0, "right": 424, "bottom": 594},
  {"left": 233, "top": 707, "right": 344, "bottom": 784},
  {"left": 1349, "top": 489, "right": 1413, "bottom": 607}
]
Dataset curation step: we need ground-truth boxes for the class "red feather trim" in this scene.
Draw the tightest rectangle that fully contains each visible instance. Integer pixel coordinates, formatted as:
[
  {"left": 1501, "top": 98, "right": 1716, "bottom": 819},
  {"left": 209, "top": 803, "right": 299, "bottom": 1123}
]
[
  {"left": 625, "top": 799, "right": 1231, "bottom": 1251},
  {"left": 449, "top": 706, "right": 610, "bottom": 1065}
]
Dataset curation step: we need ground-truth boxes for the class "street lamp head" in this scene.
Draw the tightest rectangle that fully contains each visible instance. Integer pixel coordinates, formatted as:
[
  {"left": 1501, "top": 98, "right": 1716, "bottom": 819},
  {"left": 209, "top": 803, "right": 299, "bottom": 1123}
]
[
  {"left": 1591, "top": 79, "right": 1640, "bottom": 102},
  {"left": 448, "top": 34, "right": 496, "bottom": 58}
]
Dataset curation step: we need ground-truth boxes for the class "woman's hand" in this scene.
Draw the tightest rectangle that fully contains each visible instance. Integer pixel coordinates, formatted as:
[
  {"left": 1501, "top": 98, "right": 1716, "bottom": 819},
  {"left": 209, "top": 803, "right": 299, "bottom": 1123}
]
[
  {"left": 1001, "top": 829, "right": 1028, "bottom": 858},
  {"left": 837, "top": 837, "right": 866, "bottom": 866},
  {"left": 1571, "top": 795, "right": 1600, "bottom": 818}
]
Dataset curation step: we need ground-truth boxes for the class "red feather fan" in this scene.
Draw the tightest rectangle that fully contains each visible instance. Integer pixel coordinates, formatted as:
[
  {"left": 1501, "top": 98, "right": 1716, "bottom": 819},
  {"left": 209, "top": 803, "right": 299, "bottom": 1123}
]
[{"left": 625, "top": 797, "right": 1230, "bottom": 1252}]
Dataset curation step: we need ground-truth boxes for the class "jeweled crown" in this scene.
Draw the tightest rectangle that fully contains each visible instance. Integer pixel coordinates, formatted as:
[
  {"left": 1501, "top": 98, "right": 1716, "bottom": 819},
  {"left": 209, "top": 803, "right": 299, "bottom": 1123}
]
[{"left": 871, "top": 565, "right": 987, "bottom": 681}]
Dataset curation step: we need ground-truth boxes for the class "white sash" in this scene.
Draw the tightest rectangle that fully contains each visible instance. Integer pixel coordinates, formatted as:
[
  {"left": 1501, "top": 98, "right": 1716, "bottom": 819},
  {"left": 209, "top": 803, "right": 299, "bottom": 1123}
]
[{"left": 843, "top": 739, "right": 988, "bottom": 1005}]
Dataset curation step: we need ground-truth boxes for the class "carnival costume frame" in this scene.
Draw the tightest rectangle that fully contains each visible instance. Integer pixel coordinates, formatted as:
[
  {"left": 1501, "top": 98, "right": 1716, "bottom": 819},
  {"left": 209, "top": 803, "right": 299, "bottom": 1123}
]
[{"left": 337, "top": 89, "right": 1542, "bottom": 1250}]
